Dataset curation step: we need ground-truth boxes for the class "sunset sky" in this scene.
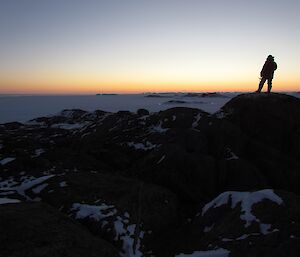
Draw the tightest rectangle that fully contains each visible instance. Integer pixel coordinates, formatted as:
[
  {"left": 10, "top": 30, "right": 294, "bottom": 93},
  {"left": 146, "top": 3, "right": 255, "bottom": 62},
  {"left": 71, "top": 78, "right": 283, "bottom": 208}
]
[{"left": 0, "top": 0, "right": 299, "bottom": 94}]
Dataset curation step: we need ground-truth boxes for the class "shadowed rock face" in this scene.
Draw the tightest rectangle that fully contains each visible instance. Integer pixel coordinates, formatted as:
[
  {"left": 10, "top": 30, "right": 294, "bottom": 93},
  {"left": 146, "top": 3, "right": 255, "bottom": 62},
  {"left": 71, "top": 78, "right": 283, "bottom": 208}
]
[
  {"left": 167, "top": 190, "right": 300, "bottom": 257},
  {"left": 220, "top": 93, "right": 300, "bottom": 157},
  {"left": 1, "top": 93, "right": 300, "bottom": 257},
  {"left": 0, "top": 202, "right": 119, "bottom": 257},
  {"left": 215, "top": 93, "right": 300, "bottom": 194}
]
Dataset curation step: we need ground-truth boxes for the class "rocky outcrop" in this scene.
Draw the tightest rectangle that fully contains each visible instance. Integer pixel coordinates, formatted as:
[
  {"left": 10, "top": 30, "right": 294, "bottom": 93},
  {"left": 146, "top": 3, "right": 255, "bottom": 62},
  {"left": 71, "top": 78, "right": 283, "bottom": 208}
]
[
  {"left": 220, "top": 93, "right": 300, "bottom": 157},
  {"left": 1, "top": 93, "right": 300, "bottom": 256},
  {"left": 169, "top": 189, "right": 300, "bottom": 257}
]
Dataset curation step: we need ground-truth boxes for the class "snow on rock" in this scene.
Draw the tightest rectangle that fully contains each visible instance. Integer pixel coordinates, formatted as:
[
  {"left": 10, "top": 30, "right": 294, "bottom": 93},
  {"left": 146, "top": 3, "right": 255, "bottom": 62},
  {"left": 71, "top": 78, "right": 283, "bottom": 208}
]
[
  {"left": 225, "top": 148, "right": 239, "bottom": 160},
  {"left": 33, "top": 149, "right": 45, "bottom": 157},
  {"left": 59, "top": 109, "right": 81, "bottom": 118},
  {"left": 72, "top": 203, "right": 117, "bottom": 221},
  {"left": 0, "top": 175, "right": 55, "bottom": 200},
  {"left": 221, "top": 232, "right": 265, "bottom": 242},
  {"left": 51, "top": 123, "right": 87, "bottom": 130},
  {"left": 149, "top": 121, "right": 168, "bottom": 133},
  {"left": 157, "top": 155, "right": 166, "bottom": 164},
  {"left": 0, "top": 178, "right": 18, "bottom": 188},
  {"left": 259, "top": 224, "right": 271, "bottom": 235},
  {"left": 175, "top": 248, "right": 230, "bottom": 257},
  {"left": 192, "top": 113, "right": 202, "bottom": 128},
  {"left": 0, "top": 197, "right": 20, "bottom": 205},
  {"left": 71, "top": 202, "right": 144, "bottom": 257},
  {"left": 215, "top": 111, "right": 226, "bottom": 119},
  {"left": 32, "top": 183, "right": 49, "bottom": 194},
  {"left": 127, "top": 141, "right": 158, "bottom": 151},
  {"left": 0, "top": 157, "right": 16, "bottom": 165},
  {"left": 202, "top": 189, "right": 283, "bottom": 229},
  {"left": 59, "top": 181, "right": 67, "bottom": 187},
  {"left": 0, "top": 190, "right": 15, "bottom": 196},
  {"left": 203, "top": 224, "right": 214, "bottom": 233}
]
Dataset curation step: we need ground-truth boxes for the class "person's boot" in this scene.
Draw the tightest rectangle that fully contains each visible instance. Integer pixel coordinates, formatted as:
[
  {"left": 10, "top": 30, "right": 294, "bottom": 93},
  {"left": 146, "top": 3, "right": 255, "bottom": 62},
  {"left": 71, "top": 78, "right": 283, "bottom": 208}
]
[
  {"left": 256, "top": 83, "right": 263, "bottom": 93},
  {"left": 267, "top": 83, "right": 272, "bottom": 94}
]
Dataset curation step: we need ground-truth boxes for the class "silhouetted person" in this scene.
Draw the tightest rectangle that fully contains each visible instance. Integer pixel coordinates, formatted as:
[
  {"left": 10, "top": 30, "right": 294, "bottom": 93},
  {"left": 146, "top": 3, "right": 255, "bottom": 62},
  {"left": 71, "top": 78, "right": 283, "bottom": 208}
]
[{"left": 256, "top": 55, "right": 277, "bottom": 93}]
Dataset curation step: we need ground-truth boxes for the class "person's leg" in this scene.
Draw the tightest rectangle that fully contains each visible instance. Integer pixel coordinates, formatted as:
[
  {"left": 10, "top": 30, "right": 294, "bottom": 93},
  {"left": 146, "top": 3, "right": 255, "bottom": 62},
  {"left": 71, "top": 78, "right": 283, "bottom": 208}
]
[
  {"left": 267, "top": 78, "right": 273, "bottom": 93},
  {"left": 257, "top": 77, "right": 266, "bottom": 92}
]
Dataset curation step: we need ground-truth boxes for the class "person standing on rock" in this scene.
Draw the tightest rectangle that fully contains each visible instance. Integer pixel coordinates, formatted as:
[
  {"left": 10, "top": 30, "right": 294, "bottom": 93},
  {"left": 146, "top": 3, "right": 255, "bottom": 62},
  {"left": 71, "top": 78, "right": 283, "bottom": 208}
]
[{"left": 256, "top": 55, "right": 277, "bottom": 93}]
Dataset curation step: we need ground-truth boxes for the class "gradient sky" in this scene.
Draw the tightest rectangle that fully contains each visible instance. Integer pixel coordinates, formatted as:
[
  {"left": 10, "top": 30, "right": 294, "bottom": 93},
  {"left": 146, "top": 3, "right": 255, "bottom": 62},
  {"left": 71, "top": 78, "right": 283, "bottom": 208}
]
[{"left": 0, "top": 0, "right": 299, "bottom": 94}]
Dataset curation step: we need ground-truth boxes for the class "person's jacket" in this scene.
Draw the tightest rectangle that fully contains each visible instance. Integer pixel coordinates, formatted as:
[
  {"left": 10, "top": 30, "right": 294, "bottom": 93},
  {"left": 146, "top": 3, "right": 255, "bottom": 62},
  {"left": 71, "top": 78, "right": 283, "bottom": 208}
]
[{"left": 261, "top": 60, "right": 277, "bottom": 79}]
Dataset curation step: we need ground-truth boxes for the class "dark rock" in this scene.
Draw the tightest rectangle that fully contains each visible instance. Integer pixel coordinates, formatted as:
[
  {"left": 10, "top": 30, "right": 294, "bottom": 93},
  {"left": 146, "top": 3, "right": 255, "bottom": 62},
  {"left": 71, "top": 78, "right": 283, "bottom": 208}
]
[
  {"left": 220, "top": 93, "right": 300, "bottom": 157},
  {"left": 33, "top": 172, "right": 178, "bottom": 256},
  {"left": 167, "top": 190, "right": 300, "bottom": 257},
  {"left": 164, "top": 100, "right": 187, "bottom": 104},
  {"left": 1, "top": 93, "right": 300, "bottom": 256},
  {"left": 201, "top": 92, "right": 226, "bottom": 98},
  {"left": 145, "top": 94, "right": 166, "bottom": 98},
  {"left": 0, "top": 202, "right": 119, "bottom": 257},
  {"left": 156, "top": 107, "right": 208, "bottom": 129},
  {"left": 133, "top": 143, "right": 216, "bottom": 202},
  {"left": 3, "top": 122, "right": 24, "bottom": 130},
  {"left": 137, "top": 108, "right": 150, "bottom": 116},
  {"left": 183, "top": 92, "right": 226, "bottom": 98}
]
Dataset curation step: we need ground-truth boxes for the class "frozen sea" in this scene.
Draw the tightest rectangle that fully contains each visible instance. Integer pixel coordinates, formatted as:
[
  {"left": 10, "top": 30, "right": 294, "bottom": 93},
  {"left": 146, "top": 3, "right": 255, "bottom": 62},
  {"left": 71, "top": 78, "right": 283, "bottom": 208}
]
[{"left": 0, "top": 92, "right": 299, "bottom": 123}]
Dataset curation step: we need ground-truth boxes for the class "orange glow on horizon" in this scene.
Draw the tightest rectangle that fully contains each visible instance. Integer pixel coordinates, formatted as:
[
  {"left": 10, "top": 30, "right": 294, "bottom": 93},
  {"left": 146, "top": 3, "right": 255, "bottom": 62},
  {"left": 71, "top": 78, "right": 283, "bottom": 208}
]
[
  {"left": 1, "top": 69, "right": 299, "bottom": 94},
  {"left": 0, "top": 77, "right": 299, "bottom": 94}
]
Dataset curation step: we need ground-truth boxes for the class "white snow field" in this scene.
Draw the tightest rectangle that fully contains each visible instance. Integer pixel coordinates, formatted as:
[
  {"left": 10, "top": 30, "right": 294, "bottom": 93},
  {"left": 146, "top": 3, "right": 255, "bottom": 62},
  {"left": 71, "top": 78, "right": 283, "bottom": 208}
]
[
  {"left": 0, "top": 92, "right": 236, "bottom": 123},
  {"left": 0, "top": 92, "right": 299, "bottom": 124}
]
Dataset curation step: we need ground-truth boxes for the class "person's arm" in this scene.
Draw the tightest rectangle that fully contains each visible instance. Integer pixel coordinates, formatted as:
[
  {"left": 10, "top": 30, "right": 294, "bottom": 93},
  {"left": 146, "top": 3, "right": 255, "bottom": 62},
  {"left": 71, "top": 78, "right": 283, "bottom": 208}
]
[{"left": 274, "top": 62, "right": 277, "bottom": 70}]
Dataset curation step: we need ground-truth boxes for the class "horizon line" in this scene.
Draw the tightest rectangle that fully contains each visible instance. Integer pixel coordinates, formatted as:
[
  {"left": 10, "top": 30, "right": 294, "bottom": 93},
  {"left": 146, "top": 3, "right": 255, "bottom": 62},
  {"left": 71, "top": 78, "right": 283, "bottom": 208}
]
[{"left": 0, "top": 90, "right": 299, "bottom": 96}]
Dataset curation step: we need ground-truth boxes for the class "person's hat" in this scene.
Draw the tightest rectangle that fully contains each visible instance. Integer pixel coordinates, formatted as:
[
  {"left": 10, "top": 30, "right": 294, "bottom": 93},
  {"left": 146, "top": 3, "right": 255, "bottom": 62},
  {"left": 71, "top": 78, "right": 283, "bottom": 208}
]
[{"left": 267, "top": 55, "right": 274, "bottom": 59}]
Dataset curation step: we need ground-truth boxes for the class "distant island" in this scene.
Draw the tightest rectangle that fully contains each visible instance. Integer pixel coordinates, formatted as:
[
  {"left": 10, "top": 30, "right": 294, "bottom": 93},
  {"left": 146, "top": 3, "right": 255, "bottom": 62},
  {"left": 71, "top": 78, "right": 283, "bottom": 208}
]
[{"left": 96, "top": 93, "right": 118, "bottom": 96}]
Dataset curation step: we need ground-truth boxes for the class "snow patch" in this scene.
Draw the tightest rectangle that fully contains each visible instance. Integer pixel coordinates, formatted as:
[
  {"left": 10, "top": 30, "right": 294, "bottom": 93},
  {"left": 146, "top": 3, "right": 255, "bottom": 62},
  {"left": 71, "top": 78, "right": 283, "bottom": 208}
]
[
  {"left": 59, "top": 181, "right": 67, "bottom": 187},
  {"left": 225, "top": 148, "right": 239, "bottom": 160},
  {"left": 71, "top": 202, "right": 144, "bottom": 257},
  {"left": 0, "top": 191, "right": 15, "bottom": 196},
  {"left": 192, "top": 113, "right": 202, "bottom": 127},
  {"left": 260, "top": 223, "right": 272, "bottom": 235},
  {"left": 0, "top": 175, "right": 55, "bottom": 200},
  {"left": 202, "top": 189, "right": 283, "bottom": 229},
  {"left": 33, "top": 148, "right": 45, "bottom": 157},
  {"left": 215, "top": 111, "right": 226, "bottom": 119},
  {"left": 51, "top": 123, "right": 87, "bottom": 130},
  {"left": 0, "top": 197, "right": 20, "bottom": 205},
  {"left": 127, "top": 141, "right": 158, "bottom": 151},
  {"left": 175, "top": 248, "right": 230, "bottom": 257},
  {"left": 0, "top": 157, "right": 16, "bottom": 165},
  {"left": 72, "top": 203, "right": 117, "bottom": 221},
  {"left": 203, "top": 224, "right": 214, "bottom": 233},
  {"left": 32, "top": 183, "right": 48, "bottom": 194},
  {"left": 149, "top": 121, "right": 168, "bottom": 133},
  {"left": 157, "top": 155, "right": 166, "bottom": 164}
]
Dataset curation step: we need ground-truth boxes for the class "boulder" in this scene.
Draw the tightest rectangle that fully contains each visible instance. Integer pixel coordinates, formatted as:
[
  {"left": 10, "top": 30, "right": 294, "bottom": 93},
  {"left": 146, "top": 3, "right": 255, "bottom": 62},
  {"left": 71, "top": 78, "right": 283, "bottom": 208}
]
[
  {"left": 220, "top": 93, "right": 300, "bottom": 157},
  {"left": 168, "top": 189, "right": 300, "bottom": 257},
  {"left": 0, "top": 202, "right": 119, "bottom": 257},
  {"left": 137, "top": 109, "right": 150, "bottom": 116},
  {"left": 32, "top": 172, "right": 178, "bottom": 256}
]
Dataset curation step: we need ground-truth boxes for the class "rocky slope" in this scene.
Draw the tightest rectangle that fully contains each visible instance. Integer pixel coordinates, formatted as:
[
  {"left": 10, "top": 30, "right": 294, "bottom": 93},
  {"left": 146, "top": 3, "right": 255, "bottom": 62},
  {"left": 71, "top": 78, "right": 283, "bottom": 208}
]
[{"left": 1, "top": 93, "right": 300, "bottom": 257}]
